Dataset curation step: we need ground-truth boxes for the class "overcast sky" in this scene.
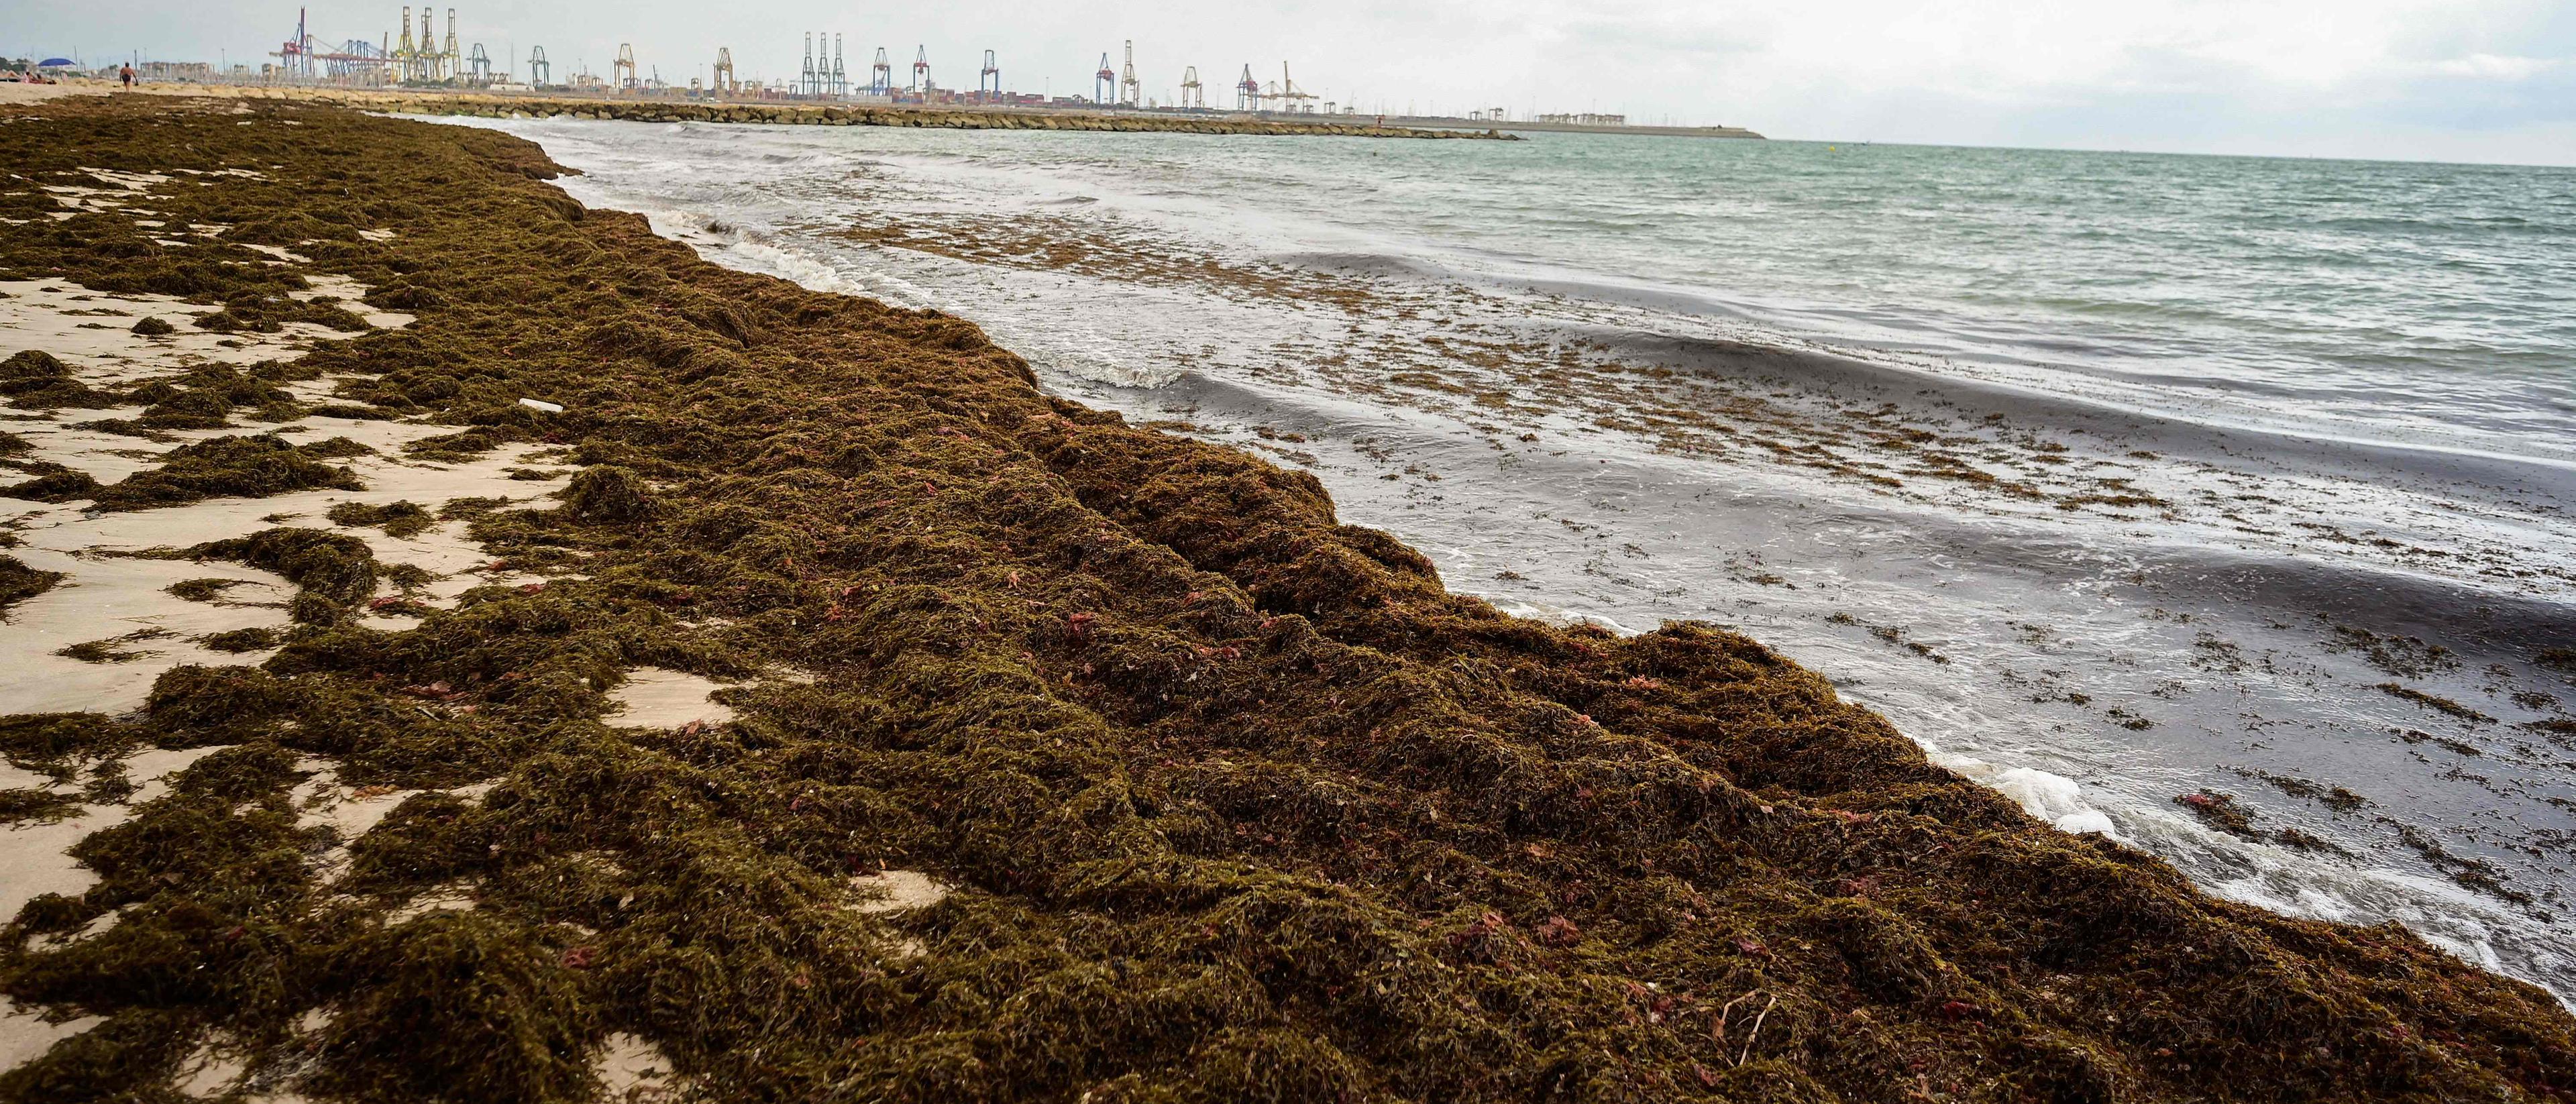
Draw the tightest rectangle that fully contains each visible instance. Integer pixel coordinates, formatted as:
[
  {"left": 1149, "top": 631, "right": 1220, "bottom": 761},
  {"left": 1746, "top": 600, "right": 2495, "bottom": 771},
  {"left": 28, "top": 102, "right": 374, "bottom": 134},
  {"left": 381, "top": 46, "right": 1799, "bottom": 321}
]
[{"left": 17, "top": 0, "right": 2576, "bottom": 165}]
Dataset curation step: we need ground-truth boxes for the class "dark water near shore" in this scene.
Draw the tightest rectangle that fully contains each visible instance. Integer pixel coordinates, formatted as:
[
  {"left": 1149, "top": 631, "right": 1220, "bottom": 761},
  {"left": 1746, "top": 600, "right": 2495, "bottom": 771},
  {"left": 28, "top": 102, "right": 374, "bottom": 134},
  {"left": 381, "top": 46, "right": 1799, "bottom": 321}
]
[{"left": 451, "top": 116, "right": 2576, "bottom": 1003}]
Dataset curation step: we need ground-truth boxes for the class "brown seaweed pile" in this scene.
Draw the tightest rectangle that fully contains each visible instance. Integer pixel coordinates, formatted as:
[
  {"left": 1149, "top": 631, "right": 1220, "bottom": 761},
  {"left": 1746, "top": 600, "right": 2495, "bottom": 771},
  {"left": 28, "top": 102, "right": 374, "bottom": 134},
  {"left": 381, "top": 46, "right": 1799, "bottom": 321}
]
[
  {"left": 0, "top": 553, "right": 60, "bottom": 612},
  {"left": 1, "top": 94, "right": 2570, "bottom": 1104}
]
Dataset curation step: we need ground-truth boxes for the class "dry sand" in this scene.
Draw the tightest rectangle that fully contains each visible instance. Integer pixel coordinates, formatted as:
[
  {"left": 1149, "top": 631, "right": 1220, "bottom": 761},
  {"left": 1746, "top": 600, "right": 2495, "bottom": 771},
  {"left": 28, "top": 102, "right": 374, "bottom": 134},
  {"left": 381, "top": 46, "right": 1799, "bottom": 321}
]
[
  {"left": 603, "top": 667, "right": 737, "bottom": 728},
  {"left": 0, "top": 166, "right": 559, "bottom": 1083},
  {"left": 594, "top": 1032, "right": 684, "bottom": 1103},
  {"left": 0, "top": 81, "right": 107, "bottom": 107},
  {"left": 1, "top": 272, "right": 545, "bottom": 716}
]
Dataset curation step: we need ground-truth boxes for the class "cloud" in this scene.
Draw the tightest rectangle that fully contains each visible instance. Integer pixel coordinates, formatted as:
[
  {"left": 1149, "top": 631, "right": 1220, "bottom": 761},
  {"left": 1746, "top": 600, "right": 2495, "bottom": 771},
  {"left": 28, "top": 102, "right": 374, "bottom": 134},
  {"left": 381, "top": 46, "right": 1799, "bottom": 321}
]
[
  {"left": 16, "top": 0, "right": 2576, "bottom": 162},
  {"left": 2423, "top": 54, "right": 2565, "bottom": 80},
  {"left": 1552, "top": 12, "right": 1773, "bottom": 58}
]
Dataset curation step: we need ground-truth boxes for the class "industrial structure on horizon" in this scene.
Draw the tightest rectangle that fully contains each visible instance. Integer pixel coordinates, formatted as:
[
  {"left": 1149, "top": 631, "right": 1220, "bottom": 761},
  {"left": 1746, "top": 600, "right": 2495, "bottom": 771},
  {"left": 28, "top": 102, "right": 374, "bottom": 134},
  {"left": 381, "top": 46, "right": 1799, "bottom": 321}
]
[
  {"left": 258, "top": 9, "right": 1379, "bottom": 113},
  {"left": 94, "top": 5, "right": 1743, "bottom": 131}
]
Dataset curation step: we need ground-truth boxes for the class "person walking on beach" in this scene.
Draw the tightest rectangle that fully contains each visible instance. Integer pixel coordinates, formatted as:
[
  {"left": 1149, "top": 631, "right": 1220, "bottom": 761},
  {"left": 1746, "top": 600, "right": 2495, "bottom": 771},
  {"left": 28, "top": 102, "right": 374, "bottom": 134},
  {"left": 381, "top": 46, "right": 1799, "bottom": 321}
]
[{"left": 119, "top": 64, "right": 135, "bottom": 89}]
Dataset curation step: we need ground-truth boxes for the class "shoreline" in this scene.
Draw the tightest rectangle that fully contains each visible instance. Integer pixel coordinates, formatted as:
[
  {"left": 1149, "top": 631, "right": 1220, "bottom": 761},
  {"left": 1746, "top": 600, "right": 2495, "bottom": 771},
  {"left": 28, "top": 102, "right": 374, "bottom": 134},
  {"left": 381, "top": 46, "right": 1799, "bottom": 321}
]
[
  {"left": 723, "top": 114, "right": 2575, "bottom": 999},
  {"left": 3, "top": 93, "right": 2572, "bottom": 1101},
  {"left": 129, "top": 84, "right": 1518, "bottom": 140}
]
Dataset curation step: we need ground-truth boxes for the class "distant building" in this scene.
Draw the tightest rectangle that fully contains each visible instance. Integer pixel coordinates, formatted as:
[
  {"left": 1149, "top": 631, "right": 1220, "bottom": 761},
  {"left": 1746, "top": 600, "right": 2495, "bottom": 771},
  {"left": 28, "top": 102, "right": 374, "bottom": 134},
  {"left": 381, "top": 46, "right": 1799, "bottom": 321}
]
[
  {"left": 1536, "top": 113, "right": 1627, "bottom": 126},
  {"left": 139, "top": 60, "right": 216, "bottom": 82}
]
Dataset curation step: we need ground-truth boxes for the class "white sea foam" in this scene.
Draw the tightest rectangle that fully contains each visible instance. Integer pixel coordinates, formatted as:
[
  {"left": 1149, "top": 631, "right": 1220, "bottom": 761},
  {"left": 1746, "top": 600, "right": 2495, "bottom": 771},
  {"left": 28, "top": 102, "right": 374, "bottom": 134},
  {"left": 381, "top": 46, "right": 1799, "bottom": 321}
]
[{"left": 1937, "top": 756, "right": 2122, "bottom": 838}]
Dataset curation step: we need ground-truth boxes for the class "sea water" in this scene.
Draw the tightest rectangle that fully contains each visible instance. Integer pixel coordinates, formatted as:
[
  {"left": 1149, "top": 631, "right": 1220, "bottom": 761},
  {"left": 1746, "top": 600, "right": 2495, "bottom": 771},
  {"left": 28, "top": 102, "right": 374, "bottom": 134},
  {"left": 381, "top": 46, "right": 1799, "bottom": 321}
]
[{"left": 453, "top": 115, "right": 2576, "bottom": 1003}]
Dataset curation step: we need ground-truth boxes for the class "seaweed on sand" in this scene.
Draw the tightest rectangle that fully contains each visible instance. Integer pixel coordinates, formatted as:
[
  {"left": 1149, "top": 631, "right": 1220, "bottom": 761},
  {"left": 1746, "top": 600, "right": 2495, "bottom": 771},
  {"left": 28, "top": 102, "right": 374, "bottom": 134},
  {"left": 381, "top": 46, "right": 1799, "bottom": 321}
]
[
  {"left": 166, "top": 577, "right": 246, "bottom": 603},
  {"left": 0, "top": 787, "right": 85, "bottom": 825},
  {"left": 191, "top": 291, "right": 372, "bottom": 335},
  {"left": 185, "top": 527, "right": 378, "bottom": 625},
  {"left": 199, "top": 626, "right": 282, "bottom": 653},
  {"left": 0, "top": 94, "right": 2567, "bottom": 1104},
  {"left": 0, "top": 553, "right": 62, "bottom": 613},
  {"left": 2, "top": 467, "right": 103, "bottom": 502},
  {"left": 86, "top": 434, "right": 366, "bottom": 512},
  {"left": 54, "top": 634, "right": 160, "bottom": 663},
  {"left": 0, "top": 349, "right": 122, "bottom": 410},
  {"left": 121, "top": 364, "right": 306, "bottom": 430},
  {"left": 327, "top": 500, "right": 435, "bottom": 539},
  {"left": 557, "top": 465, "right": 656, "bottom": 523}
]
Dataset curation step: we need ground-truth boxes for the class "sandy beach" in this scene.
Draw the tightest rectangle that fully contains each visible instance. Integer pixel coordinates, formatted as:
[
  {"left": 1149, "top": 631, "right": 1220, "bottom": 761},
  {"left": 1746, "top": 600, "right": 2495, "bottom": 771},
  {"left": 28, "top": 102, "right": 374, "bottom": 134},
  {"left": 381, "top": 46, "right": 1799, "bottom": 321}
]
[
  {"left": 0, "top": 82, "right": 104, "bottom": 107},
  {"left": 1, "top": 91, "right": 2571, "bottom": 1103}
]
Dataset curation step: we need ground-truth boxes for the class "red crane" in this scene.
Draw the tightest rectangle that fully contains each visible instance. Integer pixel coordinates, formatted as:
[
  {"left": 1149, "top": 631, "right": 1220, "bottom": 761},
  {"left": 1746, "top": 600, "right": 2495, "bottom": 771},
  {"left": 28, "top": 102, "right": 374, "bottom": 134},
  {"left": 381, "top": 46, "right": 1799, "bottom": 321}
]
[{"left": 273, "top": 7, "right": 313, "bottom": 79}]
